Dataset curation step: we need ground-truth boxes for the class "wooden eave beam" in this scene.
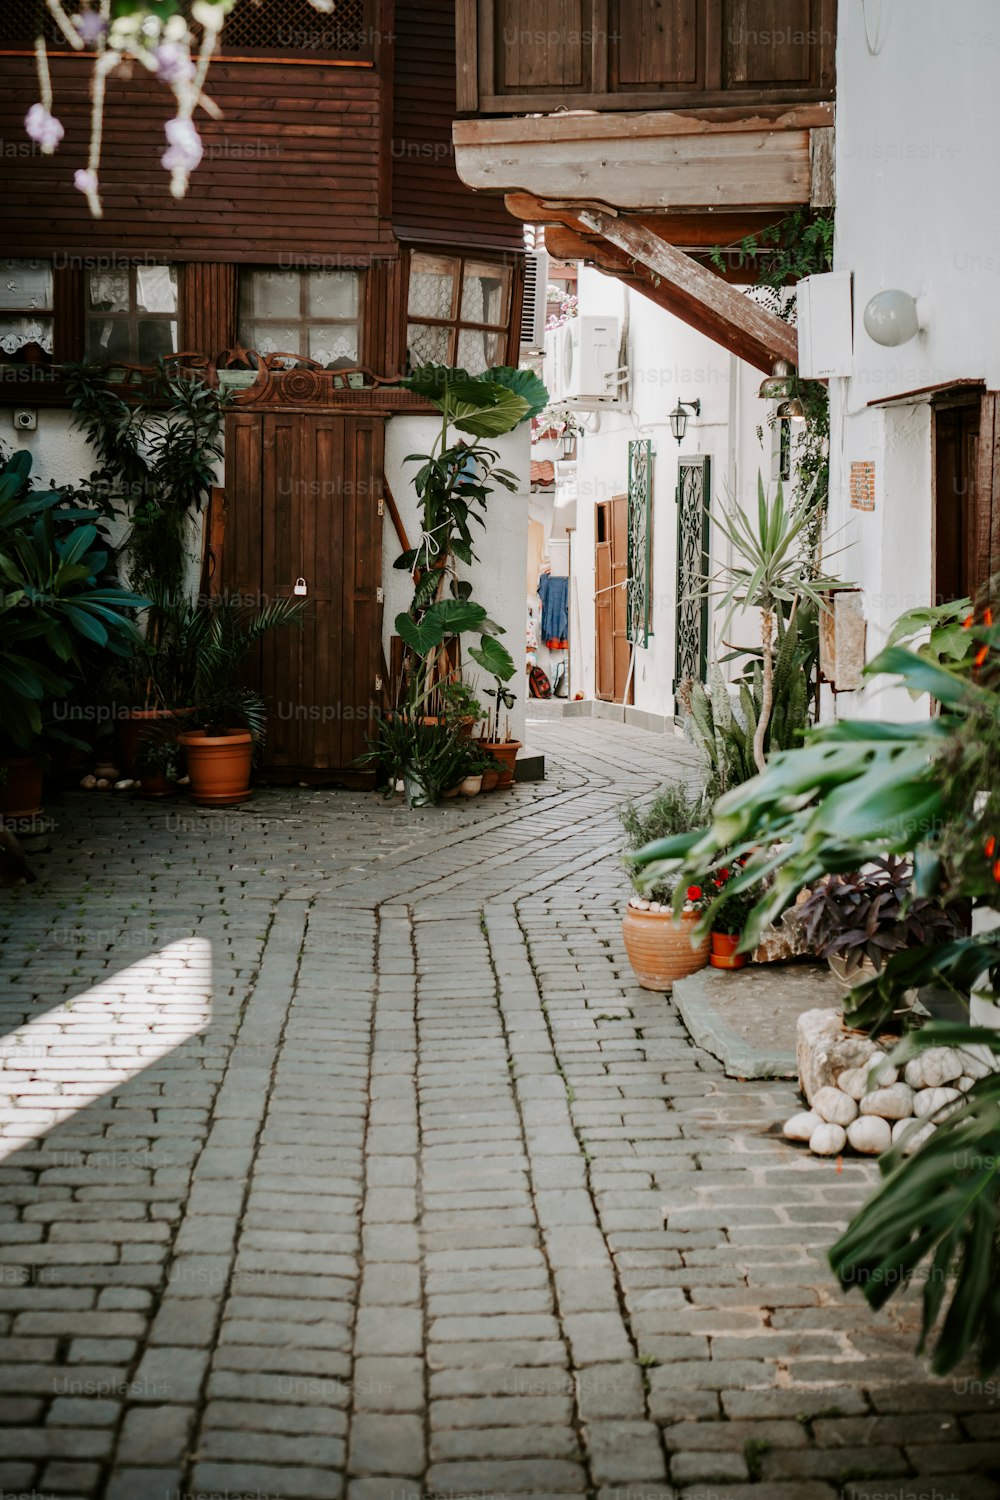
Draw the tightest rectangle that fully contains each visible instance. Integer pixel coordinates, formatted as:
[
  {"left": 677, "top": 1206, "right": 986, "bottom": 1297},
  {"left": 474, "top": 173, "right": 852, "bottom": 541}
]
[
  {"left": 453, "top": 104, "right": 832, "bottom": 213},
  {"left": 576, "top": 211, "right": 798, "bottom": 373}
]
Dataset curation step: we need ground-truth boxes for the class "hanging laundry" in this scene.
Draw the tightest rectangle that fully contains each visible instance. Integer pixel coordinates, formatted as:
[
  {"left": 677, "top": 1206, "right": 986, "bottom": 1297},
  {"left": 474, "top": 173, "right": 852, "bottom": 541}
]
[{"left": 537, "top": 573, "right": 569, "bottom": 649}]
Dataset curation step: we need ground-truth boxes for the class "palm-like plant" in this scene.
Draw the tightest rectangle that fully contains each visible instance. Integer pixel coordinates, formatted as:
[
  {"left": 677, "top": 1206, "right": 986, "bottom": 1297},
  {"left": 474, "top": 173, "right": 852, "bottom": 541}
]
[
  {"left": 182, "top": 597, "right": 306, "bottom": 742},
  {"left": 701, "top": 476, "right": 844, "bottom": 770}
]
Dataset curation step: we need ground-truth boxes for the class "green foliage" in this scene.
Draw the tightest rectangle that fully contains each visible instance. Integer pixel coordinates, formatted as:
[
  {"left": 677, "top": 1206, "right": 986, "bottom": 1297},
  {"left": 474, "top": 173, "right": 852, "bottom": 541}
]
[
  {"left": 830, "top": 1022, "right": 1000, "bottom": 1376},
  {"left": 357, "top": 712, "right": 470, "bottom": 806},
  {"left": 483, "top": 366, "right": 549, "bottom": 424},
  {"left": 178, "top": 596, "right": 306, "bottom": 742},
  {"left": 798, "top": 857, "right": 966, "bottom": 979},
  {"left": 620, "top": 781, "right": 710, "bottom": 901},
  {"left": 0, "top": 452, "right": 145, "bottom": 752},
  {"left": 66, "top": 361, "right": 228, "bottom": 600}
]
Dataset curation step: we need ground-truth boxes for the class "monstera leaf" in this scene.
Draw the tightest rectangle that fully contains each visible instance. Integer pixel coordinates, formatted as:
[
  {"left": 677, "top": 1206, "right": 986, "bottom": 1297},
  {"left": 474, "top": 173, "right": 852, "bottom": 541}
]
[{"left": 485, "top": 366, "right": 549, "bottom": 424}]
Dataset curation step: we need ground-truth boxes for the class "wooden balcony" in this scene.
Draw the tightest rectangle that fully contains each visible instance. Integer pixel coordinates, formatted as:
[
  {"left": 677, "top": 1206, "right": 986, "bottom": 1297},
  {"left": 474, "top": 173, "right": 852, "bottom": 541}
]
[{"left": 456, "top": 0, "right": 837, "bottom": 115}]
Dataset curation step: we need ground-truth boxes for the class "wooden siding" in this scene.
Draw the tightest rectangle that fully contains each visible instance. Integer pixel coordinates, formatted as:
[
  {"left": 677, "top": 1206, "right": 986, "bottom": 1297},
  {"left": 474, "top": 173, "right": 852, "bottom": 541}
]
[
  {"left": 392, "top": 0, "right": 525, "bottom": 250},
  {"left": 0, "top": 55, "right": 395, "bottom": 262},
  {"left": 460, "top": 0, "right": 837, "bottom": 113}
]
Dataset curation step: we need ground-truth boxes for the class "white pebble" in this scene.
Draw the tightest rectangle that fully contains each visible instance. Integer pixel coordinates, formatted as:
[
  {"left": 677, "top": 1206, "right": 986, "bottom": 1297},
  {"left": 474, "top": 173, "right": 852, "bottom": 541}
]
[
  {"left": 810, "top": 1122, "right": 847, "bottom": 1156},
  {"left": 904, "top": 1048, "right": 964, "bottom": 1090},
  {"left": 859, "top": 1083, "right": 915, "bottom": 1120},
  {"left": 956, "top": 1075, "right": 976, "bottom": 1092},
  {"left": 783, "top": 1110, "right": 822, "bottom": 1142},
  {"left": 80, "top": 774, "right": 97, "bottom": 790},
  {"left": 867, "top": 1057, "right": 899, "bottom": 1088},
  {"left": 114, "top": 779, "right": 133, "bottom": 791},
  {"left": 892, "top": 1118, "right": 936, "bottom": 1154},
  {"left": 913, "top": 1085, "right": 962, "bottom": 1120},
  {"left": 812, "top": 1086, "right": 859, "bottom": 1126},
  {"left": 847, "top": 1115, "right": 892, "bottom": 1154},
  {"left": 96, "top": 778, "right": 110, "bottom": 790}
]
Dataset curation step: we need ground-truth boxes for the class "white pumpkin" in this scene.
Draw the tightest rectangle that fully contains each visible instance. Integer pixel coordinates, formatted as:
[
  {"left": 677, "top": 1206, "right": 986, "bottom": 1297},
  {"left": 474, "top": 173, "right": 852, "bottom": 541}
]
[
  {"left": 809, "top": 1122, "right": 848, "bottom": 1156},
  {"left": 783, "top": 1110, "right": 823, "bottom": 1142},
  {"left": 811, "top": 1087, "right": 859, "bottom": 1127},
  {"left": 858, "top": 1083, "right": 915, "bottom": 1120},
  {"left": 847, "top": 1115, "right": 892, "bottom": 1155}
]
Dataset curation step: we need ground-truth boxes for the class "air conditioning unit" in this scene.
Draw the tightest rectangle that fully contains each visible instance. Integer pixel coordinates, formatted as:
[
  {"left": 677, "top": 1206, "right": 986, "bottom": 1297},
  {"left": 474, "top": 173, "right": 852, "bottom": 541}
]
[
  {"left": 520, "top": 249, "right": 549, "bottom": 355},
  {"left": 553, "top": 315, "right": 622, "bottom": 407}
]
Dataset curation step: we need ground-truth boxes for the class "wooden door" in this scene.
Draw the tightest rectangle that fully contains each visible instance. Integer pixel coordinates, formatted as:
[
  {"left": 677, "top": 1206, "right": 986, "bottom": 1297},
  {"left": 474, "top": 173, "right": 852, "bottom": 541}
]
[
  {"left": 934, "top": 401, "right": 980, "bottom": 606},
  {"left": 595, "top": 494, "right": 633, "bottom": 703},
  {"left": 223, "top": 410, "right": 384, "bottom": 782}
]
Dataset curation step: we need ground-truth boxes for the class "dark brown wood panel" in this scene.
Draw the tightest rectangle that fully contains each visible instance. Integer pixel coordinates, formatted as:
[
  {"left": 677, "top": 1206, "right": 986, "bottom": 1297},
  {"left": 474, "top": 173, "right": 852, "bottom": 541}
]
[
  {"left": 222, "top": 410, "right": 383, "bottom": 776},
  {"left": 612, "top": 0, "right": 701, "bottom": 87},
  {"left": 0, "top": 56, "right": 394, "bottom": 261},
  {"left": 392, "top": 0, "right": 525, "bottom": 250},
  {"left": 181, "top": 264, "right": 237, "bottom": 356},
  {"left": 462, "top": 0, "right": 837, "bottom": 111},
  {"left": 974, "top": 393, "right": 1000, "bottom": 599}
]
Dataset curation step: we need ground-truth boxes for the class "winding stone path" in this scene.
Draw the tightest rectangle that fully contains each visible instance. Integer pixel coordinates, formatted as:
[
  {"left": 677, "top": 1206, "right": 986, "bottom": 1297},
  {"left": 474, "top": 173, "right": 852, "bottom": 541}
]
[{"left": 0, "top": 713, "right": 997, "bottom": 1500}]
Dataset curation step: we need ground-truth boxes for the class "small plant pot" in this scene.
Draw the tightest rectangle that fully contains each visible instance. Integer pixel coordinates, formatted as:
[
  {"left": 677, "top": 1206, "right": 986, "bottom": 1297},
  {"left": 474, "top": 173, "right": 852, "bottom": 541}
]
[
  {"left": 481, "top": 769, "right": 500, "bottom": 792},
  {"left": 484, "top": 740, "right": 521, "bottom": 788},
  {"left": 116, "top": 708, "right": 175, "bottom": 777},
  {"left": 403, "top": 771, "right": 435, "bottom": 808},
  {"left": 621, "top": 907, "right": 710, "bottom": 992},
  {"left": 0, "top": 757, "right": 43, "bottom": 821},
  {"left": 441, "top": 784, "right": 461, "bottom": 799},
  {"left": 710, "top": 932, "right": 748, "bottom": 969},
  {"left": 459, "top": 774, "right": 483, "bottom": 797},
  {"left": 178, "top": 730, "right": 253, "bottom": 806},
  {"left": 827, "top": 953, "right": 877, "bottom": 992},
  {"left": 139, "top": 772, "right": 176, "bottom": 799}
]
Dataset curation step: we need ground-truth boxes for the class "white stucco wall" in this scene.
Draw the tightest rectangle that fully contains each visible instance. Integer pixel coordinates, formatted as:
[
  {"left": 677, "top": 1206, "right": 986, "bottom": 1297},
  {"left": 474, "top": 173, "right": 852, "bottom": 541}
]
[
  {"left": 829, "top": 0, "right": 1000, "bottom": 717},
  {"left": 562, "top": 266, "right": 784, "bottom": 718},
  {"left": 383, "top": 416, "right": 530, "bottom": 745}
]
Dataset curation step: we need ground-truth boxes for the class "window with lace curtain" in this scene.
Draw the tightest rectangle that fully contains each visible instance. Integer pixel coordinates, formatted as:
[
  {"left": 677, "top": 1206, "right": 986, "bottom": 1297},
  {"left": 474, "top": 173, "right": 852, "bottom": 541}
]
[
  {"left": 406, "top": 252, "right": 513, "bottom": 375},
  {"left": 238, "top": 269, "right": 362, "bottom": 370},
  {"left": 85, "top": 265, "right": 179, "bottom": 364},
  {"left": 0, "top": 260, "right": 54, "bottom": 363}
]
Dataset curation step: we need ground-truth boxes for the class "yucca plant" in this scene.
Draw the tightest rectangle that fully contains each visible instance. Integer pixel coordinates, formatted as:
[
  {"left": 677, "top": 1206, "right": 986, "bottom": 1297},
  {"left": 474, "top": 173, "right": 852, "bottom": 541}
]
[{"left": 697, "top": 475, "right": 845, "bottom": 771}]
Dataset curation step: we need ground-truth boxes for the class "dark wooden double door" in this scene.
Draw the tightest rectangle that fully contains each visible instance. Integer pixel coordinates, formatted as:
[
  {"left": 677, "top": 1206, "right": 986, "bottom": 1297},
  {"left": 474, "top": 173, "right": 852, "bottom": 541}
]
[
  {"left": 223, "top": 411, "right": 384, "bottom": 782},
  {"left": 595, "top": 495, "right": 633, "bottom": 703}
]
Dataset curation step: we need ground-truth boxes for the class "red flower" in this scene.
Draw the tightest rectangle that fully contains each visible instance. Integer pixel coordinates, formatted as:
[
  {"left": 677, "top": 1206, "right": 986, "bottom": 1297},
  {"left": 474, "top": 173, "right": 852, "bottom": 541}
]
[
  {"left": 986, "top": 607, "right": 995, "bottom": 627},
  {"left": 686, "top": 885, "right": 703, "bottom": 901},
  {"left": 993, "top": 860, "right": 1000, "bottom": 884},
  {"left": 976, "top": 644, "right": 990, "bottom": 668},
  {"left": 986, "top": 836, "right": 996, "bottom": 859},
  {"left": 964, "top": 613, "right": 975, "bottom": 629}
]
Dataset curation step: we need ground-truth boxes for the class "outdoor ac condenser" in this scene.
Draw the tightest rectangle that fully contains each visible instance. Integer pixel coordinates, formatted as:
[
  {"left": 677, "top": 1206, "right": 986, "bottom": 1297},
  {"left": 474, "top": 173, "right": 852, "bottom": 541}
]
[
  {"left": 560, "top": 315, "right": 622, "bottom": 406},
  {"left": 520, "top": 249, "right": 549, "bottom": 355}
]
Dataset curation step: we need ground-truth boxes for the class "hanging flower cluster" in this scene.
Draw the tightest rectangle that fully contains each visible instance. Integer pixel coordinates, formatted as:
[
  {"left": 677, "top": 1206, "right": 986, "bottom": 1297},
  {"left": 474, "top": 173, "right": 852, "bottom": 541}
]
[{"left": 23, "top": 0, "right": 336, "bottom": 218}]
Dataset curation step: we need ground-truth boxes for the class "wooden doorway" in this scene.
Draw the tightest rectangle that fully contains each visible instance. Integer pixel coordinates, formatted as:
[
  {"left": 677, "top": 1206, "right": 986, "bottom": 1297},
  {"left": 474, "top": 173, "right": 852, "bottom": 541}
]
[
  {"left": 934, "top": 399, "right": 979, "bottom": 606},
  {"left": 222, "top": 410, "right": 384, "bottom": 783},
  {"left": 595, "top": 494, "right": 633, "bottom": 703}
]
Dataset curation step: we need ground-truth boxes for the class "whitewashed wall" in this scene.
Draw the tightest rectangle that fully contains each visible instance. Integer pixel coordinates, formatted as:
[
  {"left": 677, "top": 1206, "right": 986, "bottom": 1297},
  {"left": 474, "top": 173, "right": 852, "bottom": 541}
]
[
  {"left": 829, "top": 0, "right": 1000, "bottom": 718},
  {"left": 383, "top": 416, "right": 530, "bottom": 746},
  {"left": 563, "top": 265, "right": 783, "bottom": 719}
]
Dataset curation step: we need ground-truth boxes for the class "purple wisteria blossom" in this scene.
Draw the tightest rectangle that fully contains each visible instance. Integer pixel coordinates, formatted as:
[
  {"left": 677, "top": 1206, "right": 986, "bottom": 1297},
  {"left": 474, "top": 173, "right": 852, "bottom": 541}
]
[
  {"left": 74, "top": 169, "right": 99, "bottom": 195},
  {"left": 161, "top": 116, "right": 204, "bottom": 174},
  {"left": 154, "top": 41, "right": 196, "bottom": 86},
  {"left": 75, "top": 10, "right": 108, "bottom": 44},
  {"left": 24, "top": 103, "right": 64, "bottom": 153}
]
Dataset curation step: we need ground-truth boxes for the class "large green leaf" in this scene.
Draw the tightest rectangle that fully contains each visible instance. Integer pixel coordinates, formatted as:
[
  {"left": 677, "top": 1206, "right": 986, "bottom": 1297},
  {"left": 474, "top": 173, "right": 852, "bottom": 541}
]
[
  {"left": 485, "top": 367, "right": 549, "bottom": 424},
  {"left": 468, "top": 635, "right": 516, "bottom": 681},
  {"left": 447, "top": 386, "right": 531, "bottom": 438}
]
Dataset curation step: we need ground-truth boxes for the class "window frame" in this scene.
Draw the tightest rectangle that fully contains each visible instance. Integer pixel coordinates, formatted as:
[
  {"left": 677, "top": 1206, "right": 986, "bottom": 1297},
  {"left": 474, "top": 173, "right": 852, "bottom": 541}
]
[
  {"left": 0, "top": 258, "right": 55, "bottom": 365},
  {"left": 405, "top": 249, "right": 517, "bottom": 374},
  {"left": 84, "top": 264, "right": 181, "bottom": 367},
  {"left": 237, "top": 267, "right": 365, "bottom": 370}
]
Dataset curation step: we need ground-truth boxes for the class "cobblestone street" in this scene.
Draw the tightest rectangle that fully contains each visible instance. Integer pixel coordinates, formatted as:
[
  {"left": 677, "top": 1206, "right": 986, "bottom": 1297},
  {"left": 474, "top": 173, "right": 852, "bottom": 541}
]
[{"left": 0, "top": 714, "right": 997, "bottom": 1500}]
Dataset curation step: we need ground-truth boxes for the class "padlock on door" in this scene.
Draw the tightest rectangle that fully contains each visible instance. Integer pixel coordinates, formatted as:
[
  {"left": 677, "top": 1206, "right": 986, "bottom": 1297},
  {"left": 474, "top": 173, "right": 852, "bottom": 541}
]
[{"left": 294, "top": 577, "right": 308, "bottom": 597}]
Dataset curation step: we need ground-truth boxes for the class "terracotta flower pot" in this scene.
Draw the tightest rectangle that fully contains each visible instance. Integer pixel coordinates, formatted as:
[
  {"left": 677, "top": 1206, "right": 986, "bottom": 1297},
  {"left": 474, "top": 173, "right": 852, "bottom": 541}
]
[
  {"left": 177, "top": 730, "right": 253, "bottom": 806},
  {"left": 710, "top": 931, "right": 748, "bottom": 969},
  {"left": 483, "top": 740, "right": 521, "bottom": 788},
  {"left": 0, "top": 757, "right": 43, "bottom": 821},
  {"left": 139, "top": 772, "right": 175, "bottom": 799},
  {"left": 481, "top": 769, "right": 500, "bottom": 792},
  {"left": 621, "top": 907, "right": 710, "bottom": 992}
]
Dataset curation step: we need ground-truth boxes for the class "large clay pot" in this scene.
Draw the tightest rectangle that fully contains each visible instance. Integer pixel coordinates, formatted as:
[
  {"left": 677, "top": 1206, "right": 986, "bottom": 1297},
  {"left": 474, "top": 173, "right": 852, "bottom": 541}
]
[
  {"left": 710, "top": 931, "right": 748, "bottom": 970},
  {"left": 0, "top": 757, "right": 43, "bottom": 820},
  {"left": 485, "top": 740, "right": 522, "bottom": 788},
  {"left": 622, "top": 907, "right": 710, "bottom": 992},
  {"left": 178, "top": 730, "right": 253, "bottom": 806}
]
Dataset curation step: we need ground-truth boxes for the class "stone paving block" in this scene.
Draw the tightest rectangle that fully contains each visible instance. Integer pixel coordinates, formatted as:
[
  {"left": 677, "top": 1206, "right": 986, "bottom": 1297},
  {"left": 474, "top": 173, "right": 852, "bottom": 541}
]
[
  {"left": 425, "top": 1458, "right": 588, "bottom": 1494},
  {"left": 349, "top": 1412, "right": 425, "bottom": 1475},
  {"left": 190, "top": 1462, "right": 344, "bottom": 1499},
  {"left": 116, "top": 1404, "right": 193, "bottom": 1464},
  {"left": 105, "top": 1467, "right": 185, "bottom": 1500},
  {"left": 585, "top": 1420, "right": 669, "bottom": 1483}
]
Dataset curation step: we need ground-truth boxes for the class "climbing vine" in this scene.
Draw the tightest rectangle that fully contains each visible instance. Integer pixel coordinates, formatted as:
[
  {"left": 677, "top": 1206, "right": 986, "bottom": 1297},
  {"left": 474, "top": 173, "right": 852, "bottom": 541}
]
[{"left": 711, "top": 209, "right": 834, "bottom": 562}]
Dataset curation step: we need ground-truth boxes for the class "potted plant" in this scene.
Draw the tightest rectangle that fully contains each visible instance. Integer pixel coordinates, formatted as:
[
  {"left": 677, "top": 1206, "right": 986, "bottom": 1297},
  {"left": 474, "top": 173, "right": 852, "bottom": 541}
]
[
  {"left": 359, "top": 710, "right": 470, "bottom": 808},
  {"left": 620, "top": 783, "right": 712, "bottom": 990},
  {"left": 478, "top": 676, "right": 521, "bottom": 788},
  {"left": 798, "top": 856, "right": 965, "bottom": 1017},
  {"left": 707, "top": 862, "right": 761, "bottom": 969},
  {"left": 175, "top": 597, "right": 305, "bottom": 805},
  {"left": 135, "top": 727, "right": 184, "bottom": 799}
]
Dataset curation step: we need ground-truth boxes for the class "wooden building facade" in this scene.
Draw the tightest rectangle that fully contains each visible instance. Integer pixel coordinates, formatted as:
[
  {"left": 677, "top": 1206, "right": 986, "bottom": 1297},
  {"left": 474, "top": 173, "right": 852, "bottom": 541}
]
[{"left": 0, "top": 0, "right": 526, "bottom": 782}]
